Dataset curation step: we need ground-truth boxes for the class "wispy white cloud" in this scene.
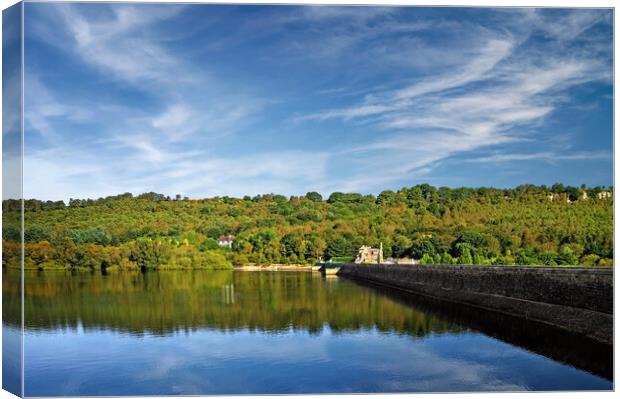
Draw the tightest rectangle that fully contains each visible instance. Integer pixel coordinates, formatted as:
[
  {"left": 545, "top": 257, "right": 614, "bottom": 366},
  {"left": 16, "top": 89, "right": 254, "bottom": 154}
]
[
  {"left": 160, "top": 151, "right": 330, "bottom": 198},
  {"left": 24, "top": 3, "right": 283, "bottom": 199},
  {"left": 22, "top": 5, "right": 612, "bottom": 200},
  {"left": 393, "top": 38, "right": 514, "bottom": 100},
  {"left": 2, "top": 67, "right": 21, "bottom": 142},
  {"left": 23, "top": 146, "right": 329, "bottom": 201},
  {"left": 302, "top": 37, "right": 515, "bottom": 122},
  {"left": 299, "top": 9, "right": 611, "bottom": 192},
  {"left": 151, "top": 104, "right": 191, "bottom": 131},
  {"left": 522, "top": 8, "right": 610, "bottom": 42},
  {"left": 466, "top": 150, "right": 611, "bottom": 164},
  {"left": 301, "top": 5, "right": 394, "bottom": 22},
  {"left": 55, "top": 4, "right": 188, "bottom": 86},
  {"left": 24, "top": 75, "right": 94, "bottom": 140}
]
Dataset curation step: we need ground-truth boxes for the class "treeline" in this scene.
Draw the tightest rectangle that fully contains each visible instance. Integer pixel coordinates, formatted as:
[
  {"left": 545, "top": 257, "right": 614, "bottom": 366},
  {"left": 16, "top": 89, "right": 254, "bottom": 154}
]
[{"left": 2, "top": 184, "right": 613, "bottom": 271}]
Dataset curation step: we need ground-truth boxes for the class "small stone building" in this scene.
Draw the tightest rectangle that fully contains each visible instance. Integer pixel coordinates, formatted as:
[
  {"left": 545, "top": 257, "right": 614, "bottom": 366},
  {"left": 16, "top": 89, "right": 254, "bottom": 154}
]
[{"left": 355, "top": 243, "right": 384, "bottom": 264}]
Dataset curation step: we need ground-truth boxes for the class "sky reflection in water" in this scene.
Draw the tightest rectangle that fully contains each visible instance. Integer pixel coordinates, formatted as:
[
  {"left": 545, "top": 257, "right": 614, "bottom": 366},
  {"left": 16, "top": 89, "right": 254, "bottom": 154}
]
[{"left": 4, "top": 270, "right": 611, "bottom": 395}]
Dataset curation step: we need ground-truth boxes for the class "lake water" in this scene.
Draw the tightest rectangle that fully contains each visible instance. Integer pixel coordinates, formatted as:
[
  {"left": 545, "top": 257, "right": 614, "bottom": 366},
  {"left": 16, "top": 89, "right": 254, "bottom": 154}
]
[{"left": 3, "top": 270, "right": 613, "bottom": 395}]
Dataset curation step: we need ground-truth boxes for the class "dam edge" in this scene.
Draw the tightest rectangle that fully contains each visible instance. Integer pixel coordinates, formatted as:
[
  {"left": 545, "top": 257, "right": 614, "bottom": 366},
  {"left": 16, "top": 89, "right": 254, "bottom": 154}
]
[{"left": 337, "top": 263, "right": 613, "bottom": 345}]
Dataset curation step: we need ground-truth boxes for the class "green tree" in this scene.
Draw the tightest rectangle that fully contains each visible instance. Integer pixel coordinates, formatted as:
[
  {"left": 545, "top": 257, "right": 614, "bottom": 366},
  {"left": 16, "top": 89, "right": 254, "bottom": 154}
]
[
  {"left": 305, "top": 191, "right": 323, "bottom": 202},
  {"left": 376, "top": 190, "right": 396, "bottom": 205},
  {"left": 199, "top": 238, "right": 219, "bottom": 252},
  {"left": 441, "top": 252, "right": 453, "bottom": 264},
  {"left": 557, "top": 246, "right": 578, "bottom": 265},
  {"left": 391, "top": 235, "right": 412, "bottom": 258},
  {"left": 580, "top": 254, "right": 600, "bottom": 266},
  {"left": 326, "top": 237, "right": 356, "bottom": 260},
  {"left": 419, "top": 253, "right": 434, "bottom": 265},
  {"left": 410, "top": 240, "right": 436, "bottom": 259},
  {"left": 130, "top": 238, "right": 173, "bottom": 270},
  {"left": 197, "top": 250, "right": 233, "bottom": 269},
  {"left": 458, "top": 247, "right": 473, "bottom": 265}
]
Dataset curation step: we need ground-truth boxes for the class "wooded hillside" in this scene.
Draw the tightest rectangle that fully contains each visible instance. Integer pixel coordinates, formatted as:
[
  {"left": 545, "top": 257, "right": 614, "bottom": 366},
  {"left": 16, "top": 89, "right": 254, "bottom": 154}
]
[{"left": 2, "top": 184, "right": 613, "bottom": 270}]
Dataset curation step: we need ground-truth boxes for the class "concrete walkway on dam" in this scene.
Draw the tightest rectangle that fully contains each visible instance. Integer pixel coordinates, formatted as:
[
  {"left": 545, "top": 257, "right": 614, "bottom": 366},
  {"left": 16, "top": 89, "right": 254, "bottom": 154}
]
[{"left": 337, "top": 263, "right": 613, "bottom": 346}]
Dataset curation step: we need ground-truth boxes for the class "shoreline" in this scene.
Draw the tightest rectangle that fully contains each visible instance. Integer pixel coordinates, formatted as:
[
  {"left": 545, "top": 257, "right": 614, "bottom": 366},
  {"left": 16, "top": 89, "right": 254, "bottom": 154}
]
[
  {"left": 233, "top": 264, "right": 314, "bottom": 272},
  {"left": 5, "top": 263, "right": 613, "bottom": 273},
  {"left": 5, "top": 264, "right": 317, "bottom": 273}
]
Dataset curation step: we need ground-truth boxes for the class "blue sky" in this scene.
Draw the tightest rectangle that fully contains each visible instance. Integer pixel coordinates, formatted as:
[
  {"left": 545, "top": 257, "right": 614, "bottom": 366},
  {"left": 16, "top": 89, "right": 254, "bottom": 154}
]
[{"left": 20, "top": 4, "right": 613, "bottom": 200}]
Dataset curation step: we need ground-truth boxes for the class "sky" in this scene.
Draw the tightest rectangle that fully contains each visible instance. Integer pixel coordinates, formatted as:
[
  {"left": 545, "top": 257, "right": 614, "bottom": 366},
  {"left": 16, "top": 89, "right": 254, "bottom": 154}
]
[
  {"left": 15, "top": 3, "right": 613, "bottom": 201},
  {"left": 2, "top": 2, "right": 22, "bottom": 201}
]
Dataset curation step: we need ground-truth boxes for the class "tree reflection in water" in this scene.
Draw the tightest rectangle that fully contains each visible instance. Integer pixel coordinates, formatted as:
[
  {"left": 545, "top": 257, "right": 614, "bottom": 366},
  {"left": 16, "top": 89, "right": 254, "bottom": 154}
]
[
  {"left": 4, "top": 269, "right": 612, "bottom": 381},
  {"left": 6, "top": 270, "right": 460, "bottom": 337}
]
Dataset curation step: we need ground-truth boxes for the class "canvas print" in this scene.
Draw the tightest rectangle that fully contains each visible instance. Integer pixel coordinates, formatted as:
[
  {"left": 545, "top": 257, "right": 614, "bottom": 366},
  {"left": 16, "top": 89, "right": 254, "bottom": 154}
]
[{"left": 1, "top": 2, "right": 614, "bottom": 396}]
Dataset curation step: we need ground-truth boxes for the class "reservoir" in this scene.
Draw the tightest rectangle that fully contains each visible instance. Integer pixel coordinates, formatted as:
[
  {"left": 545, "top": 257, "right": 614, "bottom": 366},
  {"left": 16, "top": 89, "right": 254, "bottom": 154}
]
[{"left": 3, "top": 270, "right": 613, "bottom": 395}]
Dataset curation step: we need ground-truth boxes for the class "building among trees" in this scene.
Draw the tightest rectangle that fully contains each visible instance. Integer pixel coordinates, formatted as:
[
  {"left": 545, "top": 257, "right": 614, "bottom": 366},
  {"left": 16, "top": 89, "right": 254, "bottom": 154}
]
[
  {"left": 217, "top": 235, "right": 235, "bottom": 248},
  {"left": 355, "top": 244, "right": 383, "bottom": 264}
]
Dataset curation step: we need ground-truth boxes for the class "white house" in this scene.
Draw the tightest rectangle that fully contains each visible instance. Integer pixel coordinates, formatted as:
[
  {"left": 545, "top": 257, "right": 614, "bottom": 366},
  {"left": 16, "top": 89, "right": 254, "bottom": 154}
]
[{"left": 217, "top": 235, "right": 234, "bottom": 248}]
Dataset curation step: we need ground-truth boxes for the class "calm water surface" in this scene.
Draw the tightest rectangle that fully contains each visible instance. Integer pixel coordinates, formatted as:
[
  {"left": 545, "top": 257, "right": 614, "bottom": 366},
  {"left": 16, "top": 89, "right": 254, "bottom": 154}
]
[{"left": 3, "top": 270, "right": 613, "bottom": 395}]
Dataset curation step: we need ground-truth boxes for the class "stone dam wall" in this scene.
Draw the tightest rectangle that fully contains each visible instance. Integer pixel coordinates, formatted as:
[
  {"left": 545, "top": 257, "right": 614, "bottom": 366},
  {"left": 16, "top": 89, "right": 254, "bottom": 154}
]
[{"left": 337, "top": 263, "right": 613, "bottom": 345}]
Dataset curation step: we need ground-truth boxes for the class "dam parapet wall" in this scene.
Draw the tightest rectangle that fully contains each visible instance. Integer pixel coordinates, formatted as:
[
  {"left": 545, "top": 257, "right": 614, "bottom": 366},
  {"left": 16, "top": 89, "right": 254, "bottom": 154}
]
[{"left": 337, "top": 263, "right": 613, "bottom": 344}]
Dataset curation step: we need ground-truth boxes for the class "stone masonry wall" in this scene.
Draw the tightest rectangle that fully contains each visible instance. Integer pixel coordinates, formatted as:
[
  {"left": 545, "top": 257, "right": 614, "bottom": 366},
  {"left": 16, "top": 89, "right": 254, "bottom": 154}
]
[{"left": 337, "top": 264, "right": 613, "bottom": 344}]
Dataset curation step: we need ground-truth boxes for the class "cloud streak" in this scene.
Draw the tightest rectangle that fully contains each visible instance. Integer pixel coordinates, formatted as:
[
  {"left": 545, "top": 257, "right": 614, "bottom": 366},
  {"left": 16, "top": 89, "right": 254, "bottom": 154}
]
[
  {"left": 22, "top": 5, "right": 613, "bottom": 200},
  {"left": 466, "top": 151, "right": 611, "bottom": 164},
  {"left": 24, "top": 3, "right": 275, "bottom": 199},
  {"left": 300, "top": 9, "right": 612, "bottom": 192}
]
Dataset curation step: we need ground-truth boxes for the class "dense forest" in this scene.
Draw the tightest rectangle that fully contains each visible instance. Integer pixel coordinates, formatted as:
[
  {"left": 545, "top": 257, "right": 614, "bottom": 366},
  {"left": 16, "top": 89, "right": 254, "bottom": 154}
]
[{"left": 2, "top": 184, "right": 614, "bottom": 271}]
